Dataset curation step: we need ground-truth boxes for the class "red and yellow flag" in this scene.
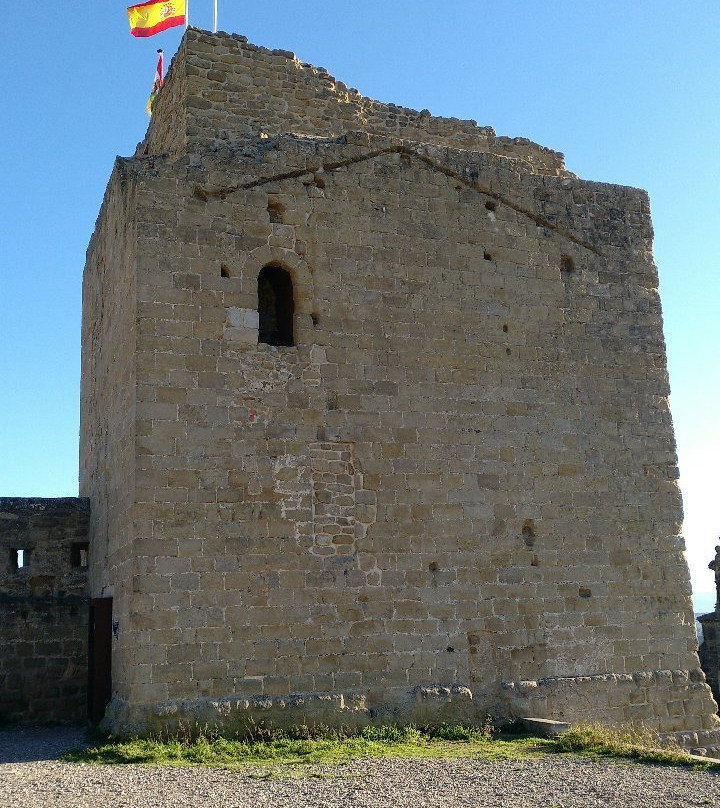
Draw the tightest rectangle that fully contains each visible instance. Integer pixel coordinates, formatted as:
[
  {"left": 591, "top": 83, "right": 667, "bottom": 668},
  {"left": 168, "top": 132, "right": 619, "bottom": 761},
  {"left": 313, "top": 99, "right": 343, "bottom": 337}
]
[
  {"left": 147, "top": 50, "right": 164, "bottom": 116},
  {"left": 127, "top": 0, "right": 186, "bottom": 38}
]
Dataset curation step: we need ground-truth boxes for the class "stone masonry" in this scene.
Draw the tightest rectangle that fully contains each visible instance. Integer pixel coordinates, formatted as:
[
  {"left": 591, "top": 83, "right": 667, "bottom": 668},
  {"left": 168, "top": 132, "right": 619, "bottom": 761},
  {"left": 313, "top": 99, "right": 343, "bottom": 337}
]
[
  {"left": 0, "top": 498, "right": 89, "bottom": 723},
  {"left": 80, "top": 29, "right": 720, "bottom": 748},
  {"left": 699, "top": 545, "right": 720, "bottom": 706}
]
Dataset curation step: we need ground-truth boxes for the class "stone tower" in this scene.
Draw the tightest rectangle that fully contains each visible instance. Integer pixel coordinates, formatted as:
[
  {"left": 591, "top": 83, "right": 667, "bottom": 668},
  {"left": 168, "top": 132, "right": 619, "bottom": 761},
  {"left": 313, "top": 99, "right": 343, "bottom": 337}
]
[{"left": 81, "top": 29, "right": 720, "bottom": 747}]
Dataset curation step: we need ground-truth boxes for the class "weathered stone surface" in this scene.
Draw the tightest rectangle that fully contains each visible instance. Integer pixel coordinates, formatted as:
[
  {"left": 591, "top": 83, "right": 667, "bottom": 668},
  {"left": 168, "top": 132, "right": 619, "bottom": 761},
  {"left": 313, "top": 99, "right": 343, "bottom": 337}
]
[
  {"left": 0, "top": 498, "right": 90, "bottom": 723},
  {"left": 80, "top": 29, "right": 720, "bottom": 747},
  {"left": 698, "top": 545, "right": 720, "bottom": 707}
]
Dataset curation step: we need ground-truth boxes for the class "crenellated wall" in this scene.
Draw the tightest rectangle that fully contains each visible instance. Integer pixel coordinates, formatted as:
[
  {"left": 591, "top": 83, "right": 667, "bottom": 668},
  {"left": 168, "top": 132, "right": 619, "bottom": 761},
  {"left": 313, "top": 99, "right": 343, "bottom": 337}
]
[{"left": 0, "top": 498, "right": 89, "bottom": 723}]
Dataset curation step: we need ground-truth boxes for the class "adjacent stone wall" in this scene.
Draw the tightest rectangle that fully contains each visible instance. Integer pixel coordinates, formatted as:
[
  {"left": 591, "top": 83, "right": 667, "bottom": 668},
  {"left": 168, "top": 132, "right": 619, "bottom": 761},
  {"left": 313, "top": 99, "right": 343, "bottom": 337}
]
[
  {"left": 503, "top": 670, "right": 719, "bottom": 750},
  {"left": 83, "top": 30, "right": 720, "bottom": 747},
  {"left": 699, "top": 545, "right": 720, "bottom": 707},
  {"left": 699, "top": 617, "right": 719, "bottom": 705},
  {"left": 0, "top": 498, "right": 89, "bottom": 723}
]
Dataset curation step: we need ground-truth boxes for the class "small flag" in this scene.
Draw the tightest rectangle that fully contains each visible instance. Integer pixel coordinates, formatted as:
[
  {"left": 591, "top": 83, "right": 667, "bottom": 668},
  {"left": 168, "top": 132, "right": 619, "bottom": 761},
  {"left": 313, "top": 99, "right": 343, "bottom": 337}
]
[
  {"left": 127, "top": 0, "right": 186, "bottom": 38},
  {"left": 147, "top": 50, "right": 164, "bottom": 116}
]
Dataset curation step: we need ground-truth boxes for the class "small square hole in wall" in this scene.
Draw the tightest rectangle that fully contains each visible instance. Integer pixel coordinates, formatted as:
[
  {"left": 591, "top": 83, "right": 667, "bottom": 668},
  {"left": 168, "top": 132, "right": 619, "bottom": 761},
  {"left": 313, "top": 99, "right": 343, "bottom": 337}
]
[
  {"left": 267, "top": 197, "right": 285, "bottom": 223},
  {"left": 71, "top": 542, "right": 89, "bottom": 568},
  {"left": 10, "top": 548, "right": 30, "bottom": 570},
  {"left": 522, "top": 520, "right": 536, "bottom": 547}
]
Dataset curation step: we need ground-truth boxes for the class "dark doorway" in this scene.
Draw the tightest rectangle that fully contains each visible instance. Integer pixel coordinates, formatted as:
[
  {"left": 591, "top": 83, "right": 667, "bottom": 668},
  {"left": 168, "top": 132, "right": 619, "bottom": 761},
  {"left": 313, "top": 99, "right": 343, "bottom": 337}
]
[
  {"left": 258, "top": 265, "right": 294, "bottom": 346},
  {"left": 87, "top": 597, "right": 113, "bottom": 724}
]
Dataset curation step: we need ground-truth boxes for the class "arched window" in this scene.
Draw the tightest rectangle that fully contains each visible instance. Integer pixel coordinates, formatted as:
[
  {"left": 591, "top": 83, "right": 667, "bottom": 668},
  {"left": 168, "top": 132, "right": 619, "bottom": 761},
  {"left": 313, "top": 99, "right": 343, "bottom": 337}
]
[{"left": 258, "top": 265, "right": 294, "bottom": 346}]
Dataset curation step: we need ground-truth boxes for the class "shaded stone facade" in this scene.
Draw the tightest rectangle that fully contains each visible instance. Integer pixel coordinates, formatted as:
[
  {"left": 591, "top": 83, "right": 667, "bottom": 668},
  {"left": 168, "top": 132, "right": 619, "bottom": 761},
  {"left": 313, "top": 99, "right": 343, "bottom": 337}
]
[
  {"left": 80, "top": 29, "right": 720, "bottom": 747},
  {"left": 0, "top": 498, "right": 89, "bottom": 723},
  {"left": 699, "top": 546, "right": 720, "bottom": 707}
]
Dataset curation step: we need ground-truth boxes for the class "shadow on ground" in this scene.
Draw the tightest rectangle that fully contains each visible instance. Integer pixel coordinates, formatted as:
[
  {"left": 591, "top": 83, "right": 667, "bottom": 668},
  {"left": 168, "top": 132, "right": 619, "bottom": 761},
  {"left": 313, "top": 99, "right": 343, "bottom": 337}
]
[{"left": 0, "top": 726, "right": 87, "bottom": 763}]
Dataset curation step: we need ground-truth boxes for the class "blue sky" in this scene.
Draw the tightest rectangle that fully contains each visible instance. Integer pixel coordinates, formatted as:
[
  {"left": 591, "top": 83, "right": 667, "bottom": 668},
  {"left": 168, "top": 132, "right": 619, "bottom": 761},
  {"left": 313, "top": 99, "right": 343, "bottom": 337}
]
[{"left": 1, "top": 2, "right": 718, "bottom": 605}]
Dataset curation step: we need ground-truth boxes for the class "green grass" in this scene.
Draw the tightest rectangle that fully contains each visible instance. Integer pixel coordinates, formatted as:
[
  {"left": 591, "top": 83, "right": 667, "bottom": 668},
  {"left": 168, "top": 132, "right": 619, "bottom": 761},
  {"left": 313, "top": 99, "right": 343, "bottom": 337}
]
[
  {"left": 63, "top": 722, "right": 552, "bottom": 768},
  {"left": 552, "top": 723, "right": 713, "bottom": 768},
  {"left": 61, "top": 722, "right": 719, "bottom": 771}
]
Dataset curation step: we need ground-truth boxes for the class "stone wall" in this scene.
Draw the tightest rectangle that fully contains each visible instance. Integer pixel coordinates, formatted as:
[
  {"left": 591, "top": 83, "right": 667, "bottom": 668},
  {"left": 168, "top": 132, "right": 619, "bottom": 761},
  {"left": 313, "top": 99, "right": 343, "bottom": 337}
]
[
  {"left": 82, "top": 30, "right": 720, "bottom": 747},
  {"left": 699, "top": 545, "right": 720, "bottom": 706},
  {"left": 0, "top": 498, "right": 89, "bottom": 723},
  {"left": 80, "top": 159, "right": 138, "bottom": 701},
  {"left": 699, "top": 617, "right": 719, "bottom": 706},
  {"left": 503, "top": 669, "right": 720, "bottom": 756},
  {"left": 140, "top": 30, "right": 568, "bottom": 176}
]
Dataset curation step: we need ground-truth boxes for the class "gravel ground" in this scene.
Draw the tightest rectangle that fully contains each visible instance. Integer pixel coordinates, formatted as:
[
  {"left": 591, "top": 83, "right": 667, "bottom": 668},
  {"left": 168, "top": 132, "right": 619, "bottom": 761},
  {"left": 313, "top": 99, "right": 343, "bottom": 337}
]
[{"left": 1, "top": 727, "right": 719, "bottom": 808}]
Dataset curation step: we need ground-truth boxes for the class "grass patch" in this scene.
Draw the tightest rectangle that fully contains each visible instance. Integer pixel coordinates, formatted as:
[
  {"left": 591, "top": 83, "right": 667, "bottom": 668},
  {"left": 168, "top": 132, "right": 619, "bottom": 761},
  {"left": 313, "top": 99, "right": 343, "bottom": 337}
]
[
  {"left": 551, "top": 723, "right": 717, "bottom": 769},
  {"left": 62, "top": 722, "right": 719, "bottom": 771},
  {"left": 62, "top": 722, "right": 552, "bottom": 768}
]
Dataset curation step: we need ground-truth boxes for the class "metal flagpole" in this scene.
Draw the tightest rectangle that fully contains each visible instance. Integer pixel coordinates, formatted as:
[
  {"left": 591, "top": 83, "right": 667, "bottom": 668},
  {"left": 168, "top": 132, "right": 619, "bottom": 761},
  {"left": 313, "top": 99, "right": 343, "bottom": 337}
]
[
  {"left": 186, "top": 0, "right": 189, "bottom": 28},
  {"left": 213, "top": 0, "right": 217, "bottom": 32}
]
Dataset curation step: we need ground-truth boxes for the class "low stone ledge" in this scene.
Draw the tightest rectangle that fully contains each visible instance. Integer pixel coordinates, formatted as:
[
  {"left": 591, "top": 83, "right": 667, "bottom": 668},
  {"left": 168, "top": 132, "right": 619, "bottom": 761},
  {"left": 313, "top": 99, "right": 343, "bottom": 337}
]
[
  {"left": 102, "top": 691, "right": 371, "bottom": 737},
  {"left": 101, "top": 682, "right": 494, "bottom": 738},
  {"left": 502, "top": 669, "right": 720, "bottom": 756}
]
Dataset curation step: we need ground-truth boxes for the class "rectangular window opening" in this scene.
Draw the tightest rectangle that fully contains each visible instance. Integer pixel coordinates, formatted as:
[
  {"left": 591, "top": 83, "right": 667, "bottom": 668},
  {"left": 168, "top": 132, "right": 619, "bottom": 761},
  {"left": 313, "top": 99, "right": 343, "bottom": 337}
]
[
  {"left": 71, "top": 542, "right": 90, "bottom": 568},
  {"left": 10, "top": 548, "right": 30, "bottom": 570}
]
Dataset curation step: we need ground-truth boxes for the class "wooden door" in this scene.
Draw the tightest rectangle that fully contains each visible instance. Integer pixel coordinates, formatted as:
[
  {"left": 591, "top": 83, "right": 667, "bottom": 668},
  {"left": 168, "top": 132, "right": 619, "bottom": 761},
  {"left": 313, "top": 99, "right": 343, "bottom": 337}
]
[{"left": 87, "top": 597, "right": 112, "bottom": 724}]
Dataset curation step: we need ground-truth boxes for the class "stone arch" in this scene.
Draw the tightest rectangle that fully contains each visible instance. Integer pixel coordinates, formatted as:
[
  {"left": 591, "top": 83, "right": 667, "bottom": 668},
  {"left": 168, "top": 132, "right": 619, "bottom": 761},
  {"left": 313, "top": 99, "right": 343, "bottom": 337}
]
[{"left": 237, "top": 246, "right": 314, "bottom": 315}]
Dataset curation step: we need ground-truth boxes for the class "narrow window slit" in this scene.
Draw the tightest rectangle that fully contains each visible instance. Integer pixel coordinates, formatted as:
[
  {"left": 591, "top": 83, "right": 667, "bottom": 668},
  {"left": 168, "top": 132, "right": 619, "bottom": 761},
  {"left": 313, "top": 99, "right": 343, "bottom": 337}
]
[
  {"left": 71, "top": 542, "right": 89, "bottom": 568},
  {"left": 522, "top": 520, "right": 536, "bottom": 547},
  {"left": 11, "top": 548, "right": 30, "bottom": 570}
]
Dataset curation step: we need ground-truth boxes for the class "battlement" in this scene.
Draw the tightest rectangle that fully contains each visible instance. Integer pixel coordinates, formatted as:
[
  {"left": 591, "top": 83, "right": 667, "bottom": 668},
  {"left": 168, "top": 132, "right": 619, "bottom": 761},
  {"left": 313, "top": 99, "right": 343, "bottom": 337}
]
[
  {"left": 139, "top": 29, "right": 569, "bottom": 176},
  {"left": 0, "top": 498, "right": 90, "bottom": 723},
  {"left": 0, "top": 497, "right": 90, "bottom": 597}
]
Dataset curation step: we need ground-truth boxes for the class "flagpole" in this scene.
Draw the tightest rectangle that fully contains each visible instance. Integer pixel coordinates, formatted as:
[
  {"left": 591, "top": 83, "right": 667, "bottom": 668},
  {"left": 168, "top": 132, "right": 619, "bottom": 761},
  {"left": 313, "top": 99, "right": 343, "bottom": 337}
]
[
  {"left": 186, "top": 0, "right": 189, "bottom": 28},
  {"left": 213, "top": 0, "right": 217, "bottom": 32}
]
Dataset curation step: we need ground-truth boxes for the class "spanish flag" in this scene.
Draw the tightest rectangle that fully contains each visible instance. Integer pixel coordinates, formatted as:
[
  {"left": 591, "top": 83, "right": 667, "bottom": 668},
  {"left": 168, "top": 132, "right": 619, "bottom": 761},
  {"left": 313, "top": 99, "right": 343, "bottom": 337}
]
[{"left": 127, "top": 0, "right": 186, "bottom": 38}]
